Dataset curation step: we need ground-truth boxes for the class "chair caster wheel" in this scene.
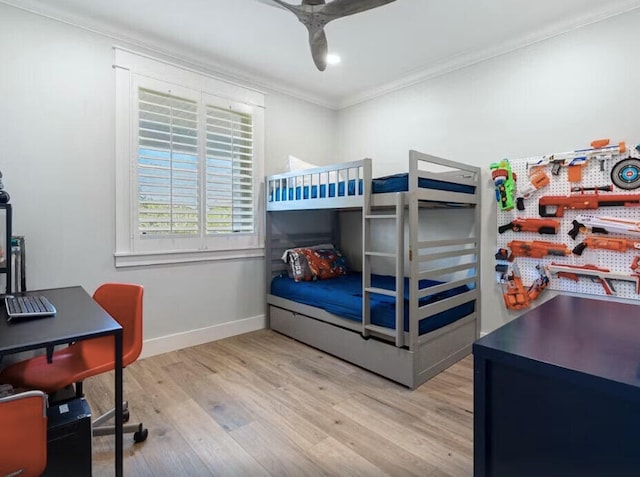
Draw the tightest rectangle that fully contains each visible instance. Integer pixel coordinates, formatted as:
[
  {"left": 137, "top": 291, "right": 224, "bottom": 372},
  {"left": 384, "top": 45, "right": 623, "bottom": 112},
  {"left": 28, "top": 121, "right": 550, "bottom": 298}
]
[
  {"left": 133, "top": 425, "right": 148, "bottom": 443},
  {"left": 122, "top": 409, "right": 130, "bottom": 423}
]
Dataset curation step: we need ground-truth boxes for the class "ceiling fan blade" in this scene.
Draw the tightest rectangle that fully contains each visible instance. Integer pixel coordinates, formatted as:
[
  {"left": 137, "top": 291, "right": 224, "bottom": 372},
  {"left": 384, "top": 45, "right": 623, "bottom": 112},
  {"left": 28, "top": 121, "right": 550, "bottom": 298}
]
[
  {"left": 254, "top": 0, "right": 294, "bottom": 12},
  {"left": 262, "top": 0, "right": 314, "bottom": 25},
  {"left": 259, "top": 0, "right": 394, "bottom": 71},
  {"left": 309, "top": 28, "right": 328, "bottom": 71},
  {"left": 321, "top": 0, "right": 396, "bottom": 19}
]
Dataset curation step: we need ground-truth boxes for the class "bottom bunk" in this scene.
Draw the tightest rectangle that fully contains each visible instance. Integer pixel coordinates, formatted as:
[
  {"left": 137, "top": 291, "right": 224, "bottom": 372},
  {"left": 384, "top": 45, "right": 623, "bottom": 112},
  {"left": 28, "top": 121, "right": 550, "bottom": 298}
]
[{"left": 268, "top": 272, "right": 478, "bottom": 389}]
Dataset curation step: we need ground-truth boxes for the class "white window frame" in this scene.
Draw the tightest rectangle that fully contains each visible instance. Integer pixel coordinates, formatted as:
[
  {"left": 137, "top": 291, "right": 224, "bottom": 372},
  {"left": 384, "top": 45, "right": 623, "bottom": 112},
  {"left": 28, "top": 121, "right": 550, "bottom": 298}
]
[{"left": 114, "top": 48, "right": 265, "bottom": 267}]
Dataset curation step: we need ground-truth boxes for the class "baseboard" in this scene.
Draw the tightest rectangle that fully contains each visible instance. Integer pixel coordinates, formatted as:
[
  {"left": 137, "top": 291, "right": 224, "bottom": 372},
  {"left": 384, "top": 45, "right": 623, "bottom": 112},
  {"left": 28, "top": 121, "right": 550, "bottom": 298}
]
[{"left": 139, "top": 314, "right": 266, "bottom": 359}]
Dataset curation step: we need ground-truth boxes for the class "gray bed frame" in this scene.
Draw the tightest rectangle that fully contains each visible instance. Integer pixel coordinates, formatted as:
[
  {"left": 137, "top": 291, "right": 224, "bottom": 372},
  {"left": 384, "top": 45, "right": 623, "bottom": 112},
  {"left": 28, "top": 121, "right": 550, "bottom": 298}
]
[{"left": 265, "top": 150, "right": 481, "bottom": 389}]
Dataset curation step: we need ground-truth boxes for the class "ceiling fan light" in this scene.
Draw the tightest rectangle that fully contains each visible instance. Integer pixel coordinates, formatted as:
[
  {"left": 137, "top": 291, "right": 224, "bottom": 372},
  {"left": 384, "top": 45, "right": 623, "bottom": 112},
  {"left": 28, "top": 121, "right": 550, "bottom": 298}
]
[{"left": 326, "top": 53, "right": 341, "bottom": 65}]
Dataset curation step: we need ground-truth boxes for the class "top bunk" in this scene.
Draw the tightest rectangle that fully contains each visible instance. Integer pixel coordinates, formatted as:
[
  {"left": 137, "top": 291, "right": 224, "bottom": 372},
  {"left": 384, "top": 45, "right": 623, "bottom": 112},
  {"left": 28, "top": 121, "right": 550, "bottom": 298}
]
[{"left": 266, "top": 150, "right": 481, "bottom": 211}]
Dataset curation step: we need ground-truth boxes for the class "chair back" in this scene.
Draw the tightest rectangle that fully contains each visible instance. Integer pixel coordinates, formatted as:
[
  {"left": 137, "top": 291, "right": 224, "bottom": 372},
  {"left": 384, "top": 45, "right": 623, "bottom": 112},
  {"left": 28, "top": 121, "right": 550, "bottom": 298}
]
[
  {"left": 0, "top": 391, "right": 48, "bottom": 477},
  {"left": 92, "top": 283, "right": 144, "bottom": 367}
]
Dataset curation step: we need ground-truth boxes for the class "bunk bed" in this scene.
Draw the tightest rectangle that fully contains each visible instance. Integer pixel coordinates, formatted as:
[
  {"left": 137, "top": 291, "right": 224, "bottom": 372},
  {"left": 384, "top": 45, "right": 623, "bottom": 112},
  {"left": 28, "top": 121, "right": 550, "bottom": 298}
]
[{"left": 265, "top": 150, "right": 481, "bottom": 389}]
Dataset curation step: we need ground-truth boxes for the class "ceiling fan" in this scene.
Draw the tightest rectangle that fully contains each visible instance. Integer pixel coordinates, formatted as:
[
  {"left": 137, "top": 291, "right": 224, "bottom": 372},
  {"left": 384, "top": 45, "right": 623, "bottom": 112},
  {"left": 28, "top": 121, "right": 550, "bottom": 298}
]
[{"left": 258, "top": 0, "right": 396, "bottom": 71}]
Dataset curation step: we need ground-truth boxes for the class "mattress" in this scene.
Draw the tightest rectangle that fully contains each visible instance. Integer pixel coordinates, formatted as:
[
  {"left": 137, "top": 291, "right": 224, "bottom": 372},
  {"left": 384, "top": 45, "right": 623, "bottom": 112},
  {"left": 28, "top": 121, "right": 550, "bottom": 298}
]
[
  {"left": 372, "top": 173, "right": 475, "bottom": 194},
  {"left": 270, "top": 272, "right": 474, "bottom": 335},
  {"left": 270, "top": 173, "right": 475, "bottom": 202}
]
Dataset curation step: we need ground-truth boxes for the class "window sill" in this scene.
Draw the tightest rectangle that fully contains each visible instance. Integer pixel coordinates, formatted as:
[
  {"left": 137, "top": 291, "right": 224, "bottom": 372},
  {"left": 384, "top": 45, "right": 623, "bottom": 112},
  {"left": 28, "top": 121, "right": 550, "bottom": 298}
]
[{"left": 114, "top": 247, "right": 265, "bottom": 268}]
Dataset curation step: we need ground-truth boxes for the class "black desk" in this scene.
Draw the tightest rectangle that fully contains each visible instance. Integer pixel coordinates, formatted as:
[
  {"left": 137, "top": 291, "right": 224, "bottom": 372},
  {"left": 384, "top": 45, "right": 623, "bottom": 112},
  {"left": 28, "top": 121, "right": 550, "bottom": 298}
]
[
  {"left": 0, "top": 286, "right": 124, "bottom": 477},
  {"left": 474, "top": 294, "right": 640, "bottom": 477}
]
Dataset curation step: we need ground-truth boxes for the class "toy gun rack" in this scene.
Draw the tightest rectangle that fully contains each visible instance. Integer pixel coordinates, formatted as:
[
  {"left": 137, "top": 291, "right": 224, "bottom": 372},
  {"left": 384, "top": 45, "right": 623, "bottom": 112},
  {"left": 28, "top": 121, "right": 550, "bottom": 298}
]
[{"left": 494, "top": 139, "right": 640, "bottom": 304}]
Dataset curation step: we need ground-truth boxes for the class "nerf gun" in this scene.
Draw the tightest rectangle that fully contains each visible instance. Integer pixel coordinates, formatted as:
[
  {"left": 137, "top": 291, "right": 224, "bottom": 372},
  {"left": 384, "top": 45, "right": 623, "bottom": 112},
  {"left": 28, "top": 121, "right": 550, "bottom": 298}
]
[
  {"left": 501, "top": 263, "right": 549, "bottom": 310},
  {"left": 527, "top": 139, "right": 627, "bottom": 182},
  {"left": 546, "top": 262, "right": 640, "bottom": 295},
  {"left": 572, "top": 236, "right": 640, "bottom": 256},
  {"left": 507, "top": 240, "right": 571, "bottom": 259},
  {"left": 570, "top": 185, "right": 613, "bottom": 193},
  {"left": 516, "top": 169, "right": 549, "bottom": 210},
  {"left": 568, "top": 214, "right": 640, "bottom": 239},
  {"left": 490, "top": 159, "right": 517, "bottom": 211},
  {"left": 539, "top": 190, "right": 640, "bottom": 217},
  {"left": 498, "top": 217, "right": 560, "bottom": 235}
]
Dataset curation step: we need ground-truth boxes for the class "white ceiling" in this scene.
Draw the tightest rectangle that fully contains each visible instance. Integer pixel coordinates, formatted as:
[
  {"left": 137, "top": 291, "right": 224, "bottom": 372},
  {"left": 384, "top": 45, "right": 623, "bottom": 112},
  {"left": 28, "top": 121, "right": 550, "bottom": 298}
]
[{"left": 5, "top": 0, "right": 640, "bottom": 108}]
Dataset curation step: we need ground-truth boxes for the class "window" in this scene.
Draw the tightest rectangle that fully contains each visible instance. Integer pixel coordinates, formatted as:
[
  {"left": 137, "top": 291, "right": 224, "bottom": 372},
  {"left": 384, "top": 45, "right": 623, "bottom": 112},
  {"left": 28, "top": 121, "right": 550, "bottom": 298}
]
[{"left": 114, "top": 49, "right": 265, "bottom": 267}]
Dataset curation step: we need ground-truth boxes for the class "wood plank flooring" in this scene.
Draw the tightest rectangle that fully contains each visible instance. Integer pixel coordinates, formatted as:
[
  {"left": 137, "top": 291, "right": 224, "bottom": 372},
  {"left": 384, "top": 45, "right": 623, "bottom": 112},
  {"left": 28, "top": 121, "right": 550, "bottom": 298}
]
[{"left": 88, "top": 329, "right": 473, "bottom": 477}]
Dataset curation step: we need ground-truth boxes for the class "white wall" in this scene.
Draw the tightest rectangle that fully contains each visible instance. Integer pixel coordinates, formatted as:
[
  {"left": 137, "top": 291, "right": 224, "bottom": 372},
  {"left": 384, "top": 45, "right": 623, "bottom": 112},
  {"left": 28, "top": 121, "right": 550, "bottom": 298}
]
[
  {"left": 265, "top": 93, "right": 339, "bottom": 175},
  {"left": 336, "top": 9, "right": 640, "bottom": 333},
  {"left": 0, "top": 3, "right": 337, "bottom": 356}
]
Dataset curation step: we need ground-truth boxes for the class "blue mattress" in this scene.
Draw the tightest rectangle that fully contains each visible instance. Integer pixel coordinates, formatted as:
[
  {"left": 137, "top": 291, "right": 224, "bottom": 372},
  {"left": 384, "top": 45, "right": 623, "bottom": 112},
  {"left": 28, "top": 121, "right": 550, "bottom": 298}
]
[
  {"left": 270, "top": 273, "right": 474, "bottom": 335},
  {"left": 372, "top": 173, "right": 475, "bottom": 194},
  {"left": 270, "top": 173, "right": 475, "bottom": 202}
]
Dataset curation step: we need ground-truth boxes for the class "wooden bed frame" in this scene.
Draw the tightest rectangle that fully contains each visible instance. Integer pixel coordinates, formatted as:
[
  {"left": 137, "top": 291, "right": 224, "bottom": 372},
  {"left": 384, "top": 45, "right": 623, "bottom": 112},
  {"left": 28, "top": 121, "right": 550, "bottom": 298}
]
[{"left": 265, "top": 150, "right": 481, "bottom": 389}]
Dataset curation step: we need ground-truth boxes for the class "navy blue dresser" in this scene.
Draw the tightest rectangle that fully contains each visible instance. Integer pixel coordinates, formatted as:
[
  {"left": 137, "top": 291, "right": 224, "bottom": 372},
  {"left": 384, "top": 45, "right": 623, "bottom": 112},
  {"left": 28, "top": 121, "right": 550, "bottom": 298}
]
[{"left": 474, "top": 294, "right": 640, "bottom": 477}]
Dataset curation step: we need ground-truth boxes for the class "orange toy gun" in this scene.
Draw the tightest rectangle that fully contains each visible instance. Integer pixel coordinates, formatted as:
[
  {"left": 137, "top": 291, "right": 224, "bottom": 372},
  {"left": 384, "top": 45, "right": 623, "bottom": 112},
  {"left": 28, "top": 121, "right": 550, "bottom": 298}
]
[
  {"left": 516, "top": 169, "right": 550, "bottom": 211},
  {"left": 498, "top": 218, "right": 560, "bottom": 235},
  {"left": 507, "top": 240, "right": 571, "bottom": 259},
  {"left": 502, "top": 263, "right": 549, "bottom": 310},
  {"left": 547, "top": 262, "right": 640, "bottom": 295},
  {"left": 539, "top": 191, "right": 640, "bottom": 217},
  {"left": 572, "top": 236, "right": 640, "bottom": 256}
]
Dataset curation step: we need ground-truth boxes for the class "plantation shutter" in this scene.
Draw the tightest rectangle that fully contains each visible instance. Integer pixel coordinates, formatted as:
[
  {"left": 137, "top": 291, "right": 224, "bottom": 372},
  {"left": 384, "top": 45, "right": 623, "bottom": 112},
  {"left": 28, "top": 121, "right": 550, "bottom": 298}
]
[
  {"left": 115, "top": 50, "right": 264, "bottom": 263},
  {"left": 205, "top": 105, "right": 254, "bottom": 234},
  {"left": 137, "top": 88, "right": 199, "bottom": 236}
]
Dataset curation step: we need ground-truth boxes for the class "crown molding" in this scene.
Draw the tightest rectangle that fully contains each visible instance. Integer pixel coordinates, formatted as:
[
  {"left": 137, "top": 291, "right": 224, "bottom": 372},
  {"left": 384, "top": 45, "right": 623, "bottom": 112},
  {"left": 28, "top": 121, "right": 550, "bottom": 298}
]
[
  {"left": 338, "top": 0, "right": 640, "bottom": 109},
  {"left": 3, "top": 0, "right": 640, "bottom": 112},
  {"left": 0, "top": 0, "right": 340, "bottom": 110}
]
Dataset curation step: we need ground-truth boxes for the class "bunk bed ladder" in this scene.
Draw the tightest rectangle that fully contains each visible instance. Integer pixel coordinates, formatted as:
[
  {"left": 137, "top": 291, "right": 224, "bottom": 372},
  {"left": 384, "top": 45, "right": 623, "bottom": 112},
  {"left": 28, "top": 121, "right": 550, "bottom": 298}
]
[
  {"left": 408, "top": 152, "right": 420, "bottom": 353},
  {"left": 362, "top": 192, "right": 405, "bottom": 347}
]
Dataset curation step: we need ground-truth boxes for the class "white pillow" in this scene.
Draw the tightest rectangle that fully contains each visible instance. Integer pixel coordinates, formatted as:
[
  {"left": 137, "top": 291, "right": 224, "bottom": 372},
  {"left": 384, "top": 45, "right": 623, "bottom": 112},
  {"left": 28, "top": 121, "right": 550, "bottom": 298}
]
[
  {"left": 287, "top": 155, "right": 343, "bottom": 185},
  {"left": 287, "top": 155, "right": 318, "bottom": 172}
]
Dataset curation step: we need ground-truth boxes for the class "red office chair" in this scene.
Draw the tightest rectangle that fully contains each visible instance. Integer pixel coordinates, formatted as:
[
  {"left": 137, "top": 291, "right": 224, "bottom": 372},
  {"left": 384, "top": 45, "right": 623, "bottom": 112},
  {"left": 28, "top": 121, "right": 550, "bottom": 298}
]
[
  {"left": 0, "top": 390, "right": 48, "bottom": 477},
  {"left": 0, "top": 283, "right": 148, "bottom": 443}
]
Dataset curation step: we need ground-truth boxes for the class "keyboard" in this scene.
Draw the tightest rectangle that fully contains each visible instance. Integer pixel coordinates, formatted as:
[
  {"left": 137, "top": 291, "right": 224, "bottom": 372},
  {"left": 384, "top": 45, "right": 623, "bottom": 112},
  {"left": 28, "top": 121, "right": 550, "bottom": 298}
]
[{"left": 5, "top": 295, "right": 57, "bottom": 321}]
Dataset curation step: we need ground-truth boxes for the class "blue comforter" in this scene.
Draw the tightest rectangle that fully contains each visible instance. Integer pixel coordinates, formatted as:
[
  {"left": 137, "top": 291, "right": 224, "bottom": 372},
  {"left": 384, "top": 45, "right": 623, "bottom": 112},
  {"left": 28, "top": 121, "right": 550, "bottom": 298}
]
[
  {"left": 270, "top": 272, "right": 474, "bottom": 335},
  {"left": 270, "top": 173, "right": 475, "bottom": 202}
]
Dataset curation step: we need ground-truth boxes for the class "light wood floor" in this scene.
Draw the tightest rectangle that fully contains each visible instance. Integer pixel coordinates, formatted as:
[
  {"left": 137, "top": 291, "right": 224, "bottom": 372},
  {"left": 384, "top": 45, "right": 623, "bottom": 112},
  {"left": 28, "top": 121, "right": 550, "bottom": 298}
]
[{"left": 88, "top": 329, "right": 474, "bottom": 477}]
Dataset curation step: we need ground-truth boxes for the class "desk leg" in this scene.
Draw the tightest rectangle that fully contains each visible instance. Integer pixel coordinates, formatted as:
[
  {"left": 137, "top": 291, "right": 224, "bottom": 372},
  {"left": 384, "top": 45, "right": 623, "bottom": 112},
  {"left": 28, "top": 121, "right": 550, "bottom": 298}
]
[{"left": 115, "top": 329, "right": 123, "bottom": 477}]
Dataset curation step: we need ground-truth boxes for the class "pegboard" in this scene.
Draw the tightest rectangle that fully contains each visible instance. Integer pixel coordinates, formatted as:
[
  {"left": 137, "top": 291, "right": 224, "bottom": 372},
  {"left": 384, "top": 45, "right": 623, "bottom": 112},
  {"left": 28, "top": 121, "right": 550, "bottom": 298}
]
[{"left": 493, "top": 140, "right": 640, "bottom": 304}]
